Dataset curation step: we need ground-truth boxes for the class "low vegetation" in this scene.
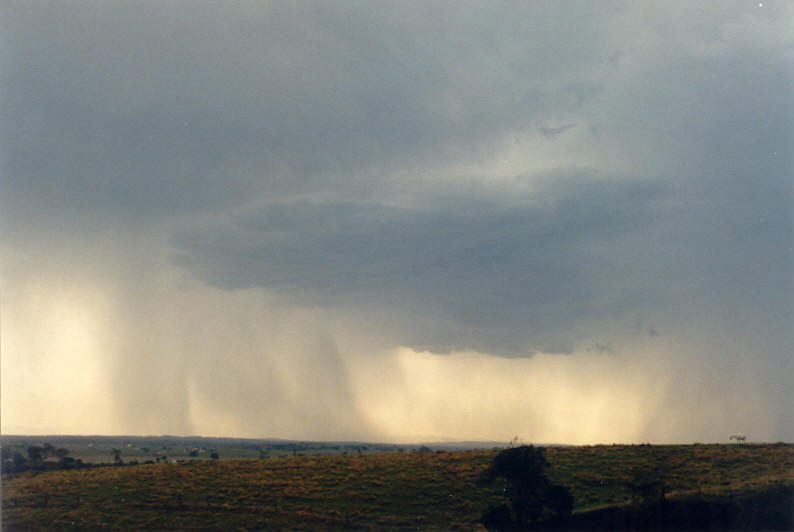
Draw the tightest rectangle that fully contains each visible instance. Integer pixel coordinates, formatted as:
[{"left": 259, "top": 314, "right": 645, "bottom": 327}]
[{"left": 2, "top": 443, "right": 792, "bottom": 530}]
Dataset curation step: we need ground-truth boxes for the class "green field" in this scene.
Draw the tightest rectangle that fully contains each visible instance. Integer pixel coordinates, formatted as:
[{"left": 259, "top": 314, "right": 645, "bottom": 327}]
[{"left": 3, "top": 443, "right": 793, "bottom": 530}]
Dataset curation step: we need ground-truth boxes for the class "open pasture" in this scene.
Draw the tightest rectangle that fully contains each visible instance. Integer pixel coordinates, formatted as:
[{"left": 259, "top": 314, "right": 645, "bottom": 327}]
[{"left": 3, "top": 443, "right": 792, "bottom": 530}]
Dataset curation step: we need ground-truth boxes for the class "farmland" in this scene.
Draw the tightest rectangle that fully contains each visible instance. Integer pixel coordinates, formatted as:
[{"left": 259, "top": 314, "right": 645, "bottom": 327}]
[
  {"left": 2, "top": 442, "right": 793, "bottom": 530},
  {"left": 0, "top": 435, "right": 435, "bottom": 465}
]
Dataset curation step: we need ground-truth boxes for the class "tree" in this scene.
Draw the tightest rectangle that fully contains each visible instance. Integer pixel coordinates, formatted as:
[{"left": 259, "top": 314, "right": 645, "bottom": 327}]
[
  {"left": 4, "top": 451, "right": 29, "bottom": 474},
  {"left": 27, "top": 445, "right": 44, "bottom": 467},
  {"left": 623, "top": 460, "right": 669, "bottom": 529},
  {"left": 53, "top": 447, "right": 70, "bottom": 463},
  {"left": 4, "top": 445, "right": 77, "bottom": 473},
  {"left": 111, "top": 448, "right": 123, "bottom": 465},
  {"left": 479, "top": 445, "right": 573, "bottom": 530}
]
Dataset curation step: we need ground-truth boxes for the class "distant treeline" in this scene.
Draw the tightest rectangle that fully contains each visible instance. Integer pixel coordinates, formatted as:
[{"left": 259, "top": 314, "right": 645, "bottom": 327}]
[
  {"left": 1, "top": 443, "right": 84, "bottom": 474},
  {"left": 0, "top": 434, "right": 476, "bottom": 453},
  {"left": 1, "top": 443, "right": 218, "bottom": 474},
  {"left": 0, "top": 444, "right": 178, "bottom": 474}
]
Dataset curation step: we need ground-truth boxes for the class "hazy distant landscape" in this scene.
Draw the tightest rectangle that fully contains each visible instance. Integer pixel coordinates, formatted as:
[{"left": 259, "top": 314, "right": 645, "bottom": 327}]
[
  {"left": 2, "top": 436, "right": 792, "bottom": 530},
  {"left": 1, "top": 434, "right": 500, "bottom": 465}
]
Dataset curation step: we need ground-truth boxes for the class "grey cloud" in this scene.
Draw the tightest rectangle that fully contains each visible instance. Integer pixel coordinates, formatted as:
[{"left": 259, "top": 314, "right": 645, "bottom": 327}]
[
  {"left": 538, "top": 124, "right": 576, "bottom": 139},
  {"left": 2, "top": 1, "right": 790, "bottom": 350},
  {"left": 2, "top": 1, "right": 793, "bottom": 440},
  {"left": 172, "top": 176, "right": 672, "bottom": 355},
  {"left": 634, "top": 319, "right": 661, "bottom": 338},
  {"left": 2, "top": 2, "right": 622, "bottom": 238},
  {"left": 587, "top": 342, "right": 614, "bottom": 355}
]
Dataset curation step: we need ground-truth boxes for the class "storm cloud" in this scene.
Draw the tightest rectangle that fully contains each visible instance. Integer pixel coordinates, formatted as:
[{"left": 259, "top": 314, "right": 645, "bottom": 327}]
[
  {"left": 1, "top": 1, "right": 791, "bottom": 442},
  {"left": 171, "top": 177, "right": 674, "bottom": 355}
]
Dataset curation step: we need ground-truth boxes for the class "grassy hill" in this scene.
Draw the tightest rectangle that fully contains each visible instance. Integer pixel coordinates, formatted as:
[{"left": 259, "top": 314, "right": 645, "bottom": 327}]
[{"left": 3, "top": 443, "right": 792, "bottom": 530}]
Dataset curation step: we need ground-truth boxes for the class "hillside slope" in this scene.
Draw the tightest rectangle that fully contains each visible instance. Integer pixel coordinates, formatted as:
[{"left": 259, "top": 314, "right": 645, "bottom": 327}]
[{"left": 3, "top": 444, "right": 792, "bottom": 530}]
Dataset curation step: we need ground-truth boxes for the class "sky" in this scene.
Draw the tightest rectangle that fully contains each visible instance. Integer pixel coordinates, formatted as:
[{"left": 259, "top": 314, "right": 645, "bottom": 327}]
[{"left": 1, "top": 1, "right": 792, "bottom": 444}]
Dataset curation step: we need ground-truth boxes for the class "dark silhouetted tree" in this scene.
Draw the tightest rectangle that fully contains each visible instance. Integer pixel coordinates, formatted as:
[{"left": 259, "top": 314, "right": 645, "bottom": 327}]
[
  {"left": 479, "top": 445, "right": 573, "bottom": 530},
  {"left": 4, "top": 445, "right": 77, "bottom": 473},
  {"left": 623, "top": 460, "right": 670, "bottom": 529},
  {"left": 27, "top": 445, "right": 44, "bottom": 466},
  {"left": 53, "top": 447, "right": 70, "bottom": 464},
  {"left": 12, "top": 452, "right": 28, "bottom": 471},
  {"left": 2, "top": 451, "right": 29, "bottom": 473}
]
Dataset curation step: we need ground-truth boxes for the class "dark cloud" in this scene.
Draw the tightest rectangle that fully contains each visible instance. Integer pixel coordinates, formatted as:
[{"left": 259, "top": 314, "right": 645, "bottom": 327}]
[
  {"left": 0, "top": 1, "right": 611, "bottom": 227},
  {"left": 171, "top": 176, "right": 674, "bottom": 355},
  {"left": 2, "top": 1, "right": 792, "bottom": 440},
  {"left": 587, "top": 342, "right": 614, "bottom": 355},
  {"left": 538, "top": 124, "right": 576, "bottom": 139}
]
